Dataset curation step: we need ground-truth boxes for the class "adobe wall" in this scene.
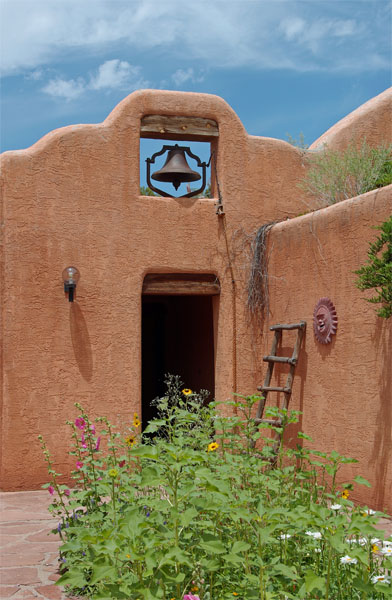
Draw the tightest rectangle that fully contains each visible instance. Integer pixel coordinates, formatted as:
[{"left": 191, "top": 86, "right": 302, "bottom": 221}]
[
  {"left": 0, "top": 90, "right": 305, "bottom": 491},
  {"left": 261, "top": 187, "right": 391, "bottom": 512},
  {"left": 310, "top": 87, "right": 392, "bottom": 151},
  {"left": 1, "top": 88, "right": 391, "bottom": 512}
]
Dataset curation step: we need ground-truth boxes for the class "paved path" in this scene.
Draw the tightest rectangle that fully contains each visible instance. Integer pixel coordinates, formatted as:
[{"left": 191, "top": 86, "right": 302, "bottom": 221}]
[
  {"left": 0, "top": 491, "right": 72, "bottom": 600},
  {"left": 1, "top": 490, "right": 392, "bottom": 599}
]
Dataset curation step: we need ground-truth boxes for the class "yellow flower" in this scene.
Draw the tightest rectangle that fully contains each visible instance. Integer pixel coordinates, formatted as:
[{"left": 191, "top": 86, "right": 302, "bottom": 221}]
[
  {"left": 372, "top": 544, "right": 380, "bottom": 553},
  {"left": 191, "top": 586, "right": 199, "bottom": 592},
  {"left": 133, "top": 413, "right": 141, "bottom": 428},
  {"left": 233, "top": 594, "right": 239, "bottom": 597},
  {"left": 207, "top": 441, "right": 219, "bottom": 452},
  {"left": 342, "top": 489, "right": 350, "bottom": 499},
  {"left": 126, "top": 553, "right": 131, "bottom": 558},
  {"left": 182, "top": 388, "right": 192, "bottom": 395},
  {"left": 108, "top": 468, "right": 118, "bottom": 478},
  {"left": 125, "top": 435, "right": 136, "bottom": 447}
]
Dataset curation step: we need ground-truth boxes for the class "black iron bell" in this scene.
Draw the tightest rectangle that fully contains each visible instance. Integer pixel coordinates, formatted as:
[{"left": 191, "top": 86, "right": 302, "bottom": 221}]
[{"left": 151, "top": 144, "right": 201, "bottom": 190}]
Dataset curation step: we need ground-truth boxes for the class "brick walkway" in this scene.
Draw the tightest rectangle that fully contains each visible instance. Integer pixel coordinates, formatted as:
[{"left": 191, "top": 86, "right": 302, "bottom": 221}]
[{"left": 1, "top": 490, "right": 391, "bottom": 599}]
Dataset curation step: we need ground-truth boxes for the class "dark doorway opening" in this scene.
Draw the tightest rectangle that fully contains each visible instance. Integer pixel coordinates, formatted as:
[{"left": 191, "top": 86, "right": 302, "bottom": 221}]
[{"left": 142, "top": 294, "right": 215, "bottom": 428}]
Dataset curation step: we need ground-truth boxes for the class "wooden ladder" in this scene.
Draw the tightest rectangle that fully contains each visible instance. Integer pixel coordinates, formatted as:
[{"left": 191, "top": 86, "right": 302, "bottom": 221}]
[{"left": 253, "top": 321, "right": 306, "bottom": 452}]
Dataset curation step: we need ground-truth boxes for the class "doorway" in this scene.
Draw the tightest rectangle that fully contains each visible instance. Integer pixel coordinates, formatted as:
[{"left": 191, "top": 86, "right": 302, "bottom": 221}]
[{"left": 142, "top": 294, "right": 216, "bottom": 427}]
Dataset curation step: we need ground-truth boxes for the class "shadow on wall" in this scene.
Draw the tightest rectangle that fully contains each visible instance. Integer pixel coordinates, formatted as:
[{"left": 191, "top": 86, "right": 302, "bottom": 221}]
[
  {"left": 70, "top": 303, "right": 93, "bottom": 381},
  {"left": 370, "top": 319, "right": 392, "bottom": 510}
]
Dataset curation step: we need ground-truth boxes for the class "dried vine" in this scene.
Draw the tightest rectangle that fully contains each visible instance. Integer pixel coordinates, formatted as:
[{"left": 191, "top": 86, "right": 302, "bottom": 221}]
[{"left": 247, "top": 221, "right": 277, "bottom": 321}]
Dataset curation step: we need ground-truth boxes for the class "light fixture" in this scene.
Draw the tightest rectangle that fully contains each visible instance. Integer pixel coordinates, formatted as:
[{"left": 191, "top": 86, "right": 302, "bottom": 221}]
[
  {"left": 62, "top": 266, "right": 80, "bottom": 302},
  {"left": 146, "top": 144, "right": 209, "bottom": 198}
]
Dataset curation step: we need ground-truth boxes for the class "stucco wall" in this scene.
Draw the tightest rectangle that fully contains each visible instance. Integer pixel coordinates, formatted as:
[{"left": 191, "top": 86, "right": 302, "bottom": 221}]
[
  {"left": 1, "top": 88, "right": 391, "bottom": 511},
  {"left": 310, "top": 87, "right": 392, "bottom": 151},
  {"left": 260, "top": 186, "right": 391, "bottom": 512}
]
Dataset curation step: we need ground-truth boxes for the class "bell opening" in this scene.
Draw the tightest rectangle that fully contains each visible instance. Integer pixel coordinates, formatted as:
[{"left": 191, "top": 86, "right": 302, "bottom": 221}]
[{"left": 140, "top": 138, "right": 212, "bottom": 197}]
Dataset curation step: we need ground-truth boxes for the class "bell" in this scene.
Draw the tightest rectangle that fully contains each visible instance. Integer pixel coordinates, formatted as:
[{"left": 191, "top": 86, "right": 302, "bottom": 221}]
[{"left": 151, "top": 145, "right": 201, "bottom": 191}]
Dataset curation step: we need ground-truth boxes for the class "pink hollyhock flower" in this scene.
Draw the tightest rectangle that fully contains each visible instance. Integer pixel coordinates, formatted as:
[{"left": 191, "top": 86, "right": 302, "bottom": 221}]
[
  {"left": 75, "top": 418, "right": 86, "bottom": 431},
  {"left": 183, "top": 596, "right": 200, "bottom": 600},
  {"left": 95, "top": 437, "right": 101, "bottom": 451},
  {"left": 119, "top": 460, "right": 126, "bottom": 468},
  {"left": 90, "top": 424, "right": 96, "bottom": 434},
  {"left": 81, "top": 433, "right": 87, "bottom": 449},
  {"left": 48, "top": 486, "right": 55, "bottom": 495},
  {"left": 64, "top": 489, "right": 70, "bottom": 496},
  {"left": 76, "top": 461, "right": 83, "bottom": 470}
]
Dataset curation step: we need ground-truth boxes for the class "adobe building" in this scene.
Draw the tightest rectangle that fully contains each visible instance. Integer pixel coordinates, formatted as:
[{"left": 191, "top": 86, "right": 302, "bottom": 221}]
[{"left": 1, "top": 88, "right": 391, "bottom": 512}]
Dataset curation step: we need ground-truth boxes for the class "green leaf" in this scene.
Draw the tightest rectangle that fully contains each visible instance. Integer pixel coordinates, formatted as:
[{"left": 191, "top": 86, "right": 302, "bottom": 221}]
[
  {"left": 55, "top": 569, "right": 87, "bottom": 587},
  {"left": 304, "top": 570, "right": 326, "bottom": 593},
  {"left": 89, "top": 560, "right": 117, "bottom": 585},
  {"left": 271, "top": 563, "right": 298, "bottom": 580},
  {"left": 354, "top": 475, "right": 371, "bottom": 487},
  {"left": 200, "top": 539, "right": 227, "bottom": 554},
  {"left": 231, "top": 540, "right": 251, "bottom": 554},
  {"left": 180, "top": 507, "right": 198, "bottom": 527}
]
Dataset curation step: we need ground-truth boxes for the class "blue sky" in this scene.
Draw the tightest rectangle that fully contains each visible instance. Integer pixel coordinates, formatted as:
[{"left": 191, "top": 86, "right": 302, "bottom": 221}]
[{"left": 1, "top": 0, "right": 391, "bottom": 159}]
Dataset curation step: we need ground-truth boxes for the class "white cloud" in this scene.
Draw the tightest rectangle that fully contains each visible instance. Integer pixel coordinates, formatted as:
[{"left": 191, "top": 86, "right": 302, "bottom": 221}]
[
  {"left": 280, "top": 17, "right": 306, "bottom": 41},
  {"left": 42, "top": 77, "right": 85, "bottom": 101},
  {"left": 25, "top": 68, "right": 45, "bottom": 81},
  {"left": 42, "top": 59, "right": 148, "bottom": 100},
  {"left": 1, "top": 0, "right": 390, "bottom": 76},
  {"left": 89, "top": 59, "right": 144, "bottom": 90},
  {"left": 171, "top": 68, "right": 204, "bottom": 87}
]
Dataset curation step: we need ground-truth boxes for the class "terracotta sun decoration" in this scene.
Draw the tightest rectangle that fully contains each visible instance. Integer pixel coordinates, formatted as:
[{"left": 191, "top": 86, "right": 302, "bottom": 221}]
[{"left": 313, "top": 298, "right": 338, "bottom": 344}]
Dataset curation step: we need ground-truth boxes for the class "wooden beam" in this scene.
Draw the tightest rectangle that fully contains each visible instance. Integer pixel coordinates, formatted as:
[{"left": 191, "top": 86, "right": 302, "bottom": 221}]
[
  {"left": 140, "top": 115, "right": 219, "bottom": 141},
  {"left": 142, "top": 273, "right": 220, "bottom": 295}
]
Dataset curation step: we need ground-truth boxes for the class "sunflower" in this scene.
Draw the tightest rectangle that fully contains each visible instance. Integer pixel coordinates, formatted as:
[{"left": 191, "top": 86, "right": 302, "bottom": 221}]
[
  {"left": 108, "top": 468, "right": 118, "bottom": 478},
  {"left": 133, "top": 413, "right": 141, "bottom": 428},
  {"left": 182, "top": 388, "right": 192, "bottom": 395},
  {"left": 207, "top": 441, "right": 219, "bottom": 452},
  {"left": 125, "top": 435, "right": 136, "bottom": 447}
]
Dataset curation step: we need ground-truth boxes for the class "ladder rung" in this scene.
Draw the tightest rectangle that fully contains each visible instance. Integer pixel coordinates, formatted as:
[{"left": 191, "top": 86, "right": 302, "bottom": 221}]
[
  {"left": 263, "top": 355, "right": 297, "bottom": 365},
  {"left": 270, "top": 321, "right": 306, "bottom": 331},
  {"left": 254, "top": 418, "right": 282, "bottom": 426},
  {"left": 259, "top": 386, "right": 292, "bottom": 393}
]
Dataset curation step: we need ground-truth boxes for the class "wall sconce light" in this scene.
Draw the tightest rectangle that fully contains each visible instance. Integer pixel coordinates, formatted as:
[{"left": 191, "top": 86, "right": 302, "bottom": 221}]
[
  {"left": 62, "top": 266, "right": 80, "bottom": 302},
  {"left": 146, "top": 143, "right": 209, "bottom": 198}
]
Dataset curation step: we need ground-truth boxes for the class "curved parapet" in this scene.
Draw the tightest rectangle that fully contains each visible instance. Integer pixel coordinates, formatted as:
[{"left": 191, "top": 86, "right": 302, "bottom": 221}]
[{"left": 310, "top": 87, "right": 392, "bottom": 151}]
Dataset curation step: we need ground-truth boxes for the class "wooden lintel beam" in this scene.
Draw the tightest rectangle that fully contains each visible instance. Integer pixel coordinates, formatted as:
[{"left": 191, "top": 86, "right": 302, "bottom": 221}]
[
  {"left": 140, "top": 115, "right": 219, "bottom": 140},
  {"left": 142, "top": 274, "right": 220, "bottom": 296}
]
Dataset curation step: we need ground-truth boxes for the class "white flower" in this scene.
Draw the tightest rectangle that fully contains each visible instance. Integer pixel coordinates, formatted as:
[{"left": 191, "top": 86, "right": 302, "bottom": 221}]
[
  {"left": 381, "top": 546, "right": 392, "bottom": 555},
  {"left": 347, "top": 537, "right": 367, "bottom": 545},
  {"left": 331, "top": 504, "right": 342, "bottom": 510},
  {"left": 363, "top": 508, "right": 376, "bottom": 515},
  {"left": 280, "top": 534, "right": 291, "bottom": 540},
  {"left": 314, "top": 548, "right": 322, "bottom": 553},
  {"left": 371, "top": 538, "right": 381, "bottom": 545},
  {"left": 382, "top": 539, "right": 392, "bottom": 548},
  {"left": 305, "top": 531, "right": 322, "bottom": 539},
  {"left": 356, "top": 537, "right": 368, "bottom": 546},
  {"left": 372, "top": 574, "right": 391, "bottom": 584},
  {"left": 340, "top": 555, "right": 358, "bottom": 564}
]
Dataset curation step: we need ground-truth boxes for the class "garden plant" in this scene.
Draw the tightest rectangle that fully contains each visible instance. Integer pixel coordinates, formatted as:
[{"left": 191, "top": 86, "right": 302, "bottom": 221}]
[
  {"left": 40, "top": 376, "right": 392, "bottom": 599},
  {"left": 299, "top": 140, "right": 392, "bottom": 208},
  {"left": 355, "top": 215, "right": 392, "bottom": 319}
]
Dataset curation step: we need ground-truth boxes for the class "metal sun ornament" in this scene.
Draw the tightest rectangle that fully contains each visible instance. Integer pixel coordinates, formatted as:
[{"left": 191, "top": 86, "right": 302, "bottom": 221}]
[{"left": 313, "top": 297, "right": 338, "bottom": 344}]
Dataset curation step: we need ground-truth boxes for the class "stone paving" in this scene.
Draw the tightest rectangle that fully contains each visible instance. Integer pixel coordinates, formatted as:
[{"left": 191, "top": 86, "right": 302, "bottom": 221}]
[
  {"left": 0, "top": 490, "right": 74, "bottom": 600},
  {"left": 1, "top": 490, "right": 392, "bottom": 599}
]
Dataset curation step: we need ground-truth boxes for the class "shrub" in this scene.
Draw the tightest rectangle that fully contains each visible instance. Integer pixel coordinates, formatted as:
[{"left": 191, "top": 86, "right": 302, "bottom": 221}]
[
  {"left": 355, "top": 216, "right": 392, "bottom": 319},
  {"left": 299, "top": 140, "right": 392, "bottom": 209},
  {"left": 40, "top": 378, "right": 392, "bottom": 599}
]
